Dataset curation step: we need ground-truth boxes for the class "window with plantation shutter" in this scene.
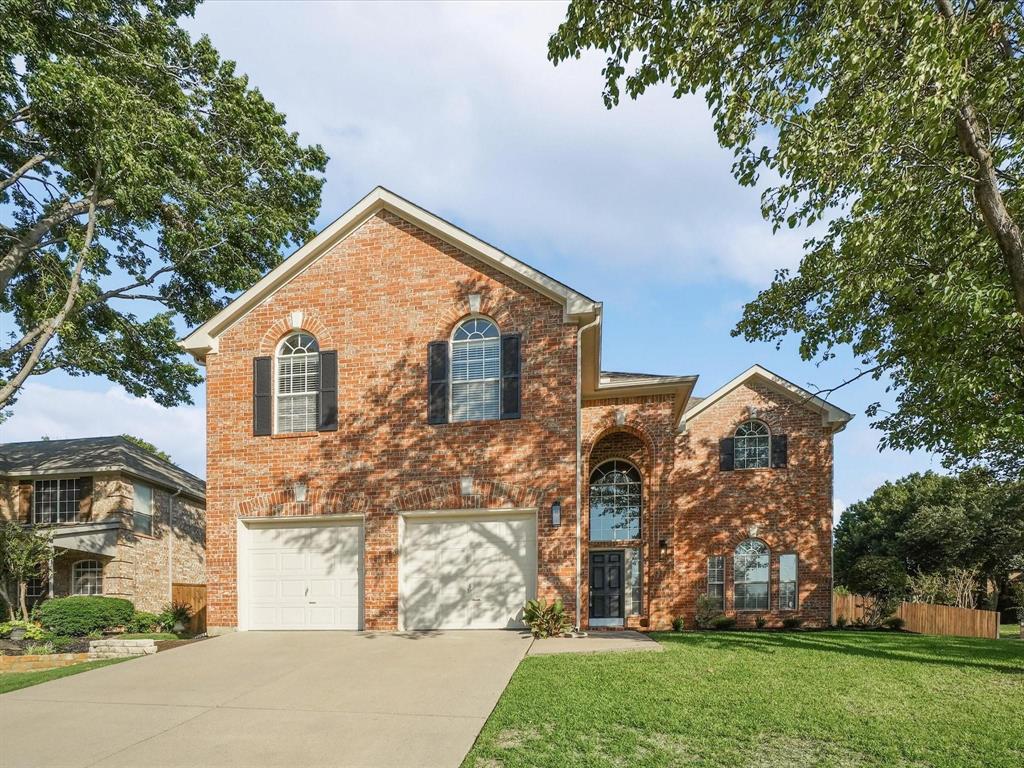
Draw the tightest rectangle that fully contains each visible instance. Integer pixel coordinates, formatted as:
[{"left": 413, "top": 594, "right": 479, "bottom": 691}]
[
  {"left": 276, "top": 332, "right": 320, "bottom": 433},
  {"left": 450, "top": 318, "right": 501, "bottom": 422}
]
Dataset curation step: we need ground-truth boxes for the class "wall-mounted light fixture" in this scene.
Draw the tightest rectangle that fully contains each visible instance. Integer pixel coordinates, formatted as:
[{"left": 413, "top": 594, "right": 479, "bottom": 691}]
[
  {"left": 460, "top": 476, "right": 474, "bottom": 496},
  {"left": 551, "top": 500, "right": 562, "bottom": 527},
  {"left": 659, "top": 538, "right": 668, "bottom": 557},
  {"left": 293, "top": 482, "right": 308, "bottom": 504}
]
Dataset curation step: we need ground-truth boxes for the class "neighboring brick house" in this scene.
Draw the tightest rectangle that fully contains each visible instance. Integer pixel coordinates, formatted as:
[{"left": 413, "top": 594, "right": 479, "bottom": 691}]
[
  {"left": 0, "top": 437, "right": 205, "bottom": 613},
  {"left": 181, "top": 187, "right": 851, "bottom": 635}
]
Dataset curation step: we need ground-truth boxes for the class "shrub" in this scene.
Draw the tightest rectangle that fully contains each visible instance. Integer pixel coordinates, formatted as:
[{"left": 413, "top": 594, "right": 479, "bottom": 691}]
[
  {"left": 695, "top": 595, "right": 720, "bottom": 629},
  {"left": 0, "top": 619, "right": 48, "bottom": 640},
  {"left": 846, "top": 555, "right": 908, "bottom": 625},
  {"left": 835, "top": 614, "right": 848, "bottom": 629},
  {"left": 128, "top": 611, "right": 162, "bottom": 633},
  {"left": 25, "top": 642, "right": 55, "bottom": 655},
  {"left": 671, "top": 616, "right": 684, "bottom": 632},
  {"left": 523, "top": 598, "right": 570, "bottom": 638},
  {"left": 781, "top": 617, "right": 803, "bottom": 630},
  {"left": 709, "top": 615, "right": 736, "bottom": 630},
  {"left": 48, "top": 635, "right": 75, "bottom": 652},
  {"left": 160, "top": 601, "right": 193, "bottom": 630},
  {"left": 882, "top": 616, "right": 906, "bottom": 631},
  {"left": 755, "top": 616, "right": 767, "bottom": 630},
  {"left": 36, "top": 596, "right": 134, "bottom": 636}
]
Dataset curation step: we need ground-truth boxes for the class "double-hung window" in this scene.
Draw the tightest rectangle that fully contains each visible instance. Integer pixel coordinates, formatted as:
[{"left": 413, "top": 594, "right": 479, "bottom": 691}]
[
  {"left": 133, "top": 482, "right": 155, "bottom": 536},
  {"left": 276, "top": 332, "right": 320, "bottom": 433},
  {"left": 33, "top": 478, "right": 80, "bottom": 524},
  {"left": 779, "top": 553, "right": 798, "bottom": 610},
  {"left": 734, "top": 539, "right": 770, "bottom": 611},
  {"left": 72, "top": 560, "right": 103, "bottom": 596},
  {"left": 707, "top": 555, "right": 725, "bottom": 610},
  {"left": 450, "top": 318, "right": 501, "bottom": 421}
]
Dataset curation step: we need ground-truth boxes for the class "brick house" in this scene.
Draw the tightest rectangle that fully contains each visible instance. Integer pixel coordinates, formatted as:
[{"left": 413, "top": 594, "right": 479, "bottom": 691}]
[
  {"left": 181, "top": 187, "right": 851, "bottom": 634},
  {"left": 0, "top": 436, "right": 205, "bottom": 613}
]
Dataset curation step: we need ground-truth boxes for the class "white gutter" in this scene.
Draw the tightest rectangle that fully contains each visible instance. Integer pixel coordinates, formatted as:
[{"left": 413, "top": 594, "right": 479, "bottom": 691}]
[{"left": 575, "top": 314, "right": 601, "bottom": 631}]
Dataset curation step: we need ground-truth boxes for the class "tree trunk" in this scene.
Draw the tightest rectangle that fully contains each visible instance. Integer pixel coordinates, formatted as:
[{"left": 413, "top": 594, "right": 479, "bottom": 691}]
[{"left": 18, "top": 579, "right": 29, "bottom": 621}]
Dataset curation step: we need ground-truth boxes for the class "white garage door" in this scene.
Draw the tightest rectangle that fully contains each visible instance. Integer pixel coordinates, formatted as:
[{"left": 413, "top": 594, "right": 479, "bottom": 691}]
[
  {"left": 401, "top": 514, "right": 536, "bottom": 630},
  {"left": 245, "top": 521, "right": 361, "bottom": 630}
]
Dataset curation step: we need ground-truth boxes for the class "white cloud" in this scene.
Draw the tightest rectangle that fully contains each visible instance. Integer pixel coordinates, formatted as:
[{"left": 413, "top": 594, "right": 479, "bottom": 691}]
[
  {"left": 1, "top": 382, "right": 205, "bottom": 478},
  {"left": 187, "top": 0, "right": 799, "bottom": 289}
]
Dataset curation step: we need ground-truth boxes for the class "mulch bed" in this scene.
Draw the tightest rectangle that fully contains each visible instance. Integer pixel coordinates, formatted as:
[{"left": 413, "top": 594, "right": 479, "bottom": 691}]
[{"left": 0, "top": 636, "right": 92, "bottom": 655}]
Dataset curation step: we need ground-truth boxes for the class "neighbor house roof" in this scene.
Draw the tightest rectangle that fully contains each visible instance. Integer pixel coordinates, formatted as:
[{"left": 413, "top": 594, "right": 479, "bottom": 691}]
[
  {"left": 0, "top": 436, "right": 205, "bottom": 501},
  {"left": 680, "top": 365, "right": 854, "bottom": 433}
]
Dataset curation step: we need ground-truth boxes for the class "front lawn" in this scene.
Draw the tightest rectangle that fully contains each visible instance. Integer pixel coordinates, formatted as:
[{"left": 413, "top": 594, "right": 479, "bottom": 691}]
[
  {"left": 0, "top": 658, "right": 130, "bottom": 695},
  {"left": 464, "top": 631, "right": 1024, "bottom": 768},
  {"left": 1000, "top": 623, "right": 1021, "bottom": 639}
]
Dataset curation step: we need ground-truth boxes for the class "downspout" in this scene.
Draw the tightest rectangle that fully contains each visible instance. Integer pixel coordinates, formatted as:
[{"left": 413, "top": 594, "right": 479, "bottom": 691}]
[
  {"left": 168, "top": 487, "right": 183, "bottom": 603},
  {"left": 575, "top": 314, "right": 601, "bottom": 632}
]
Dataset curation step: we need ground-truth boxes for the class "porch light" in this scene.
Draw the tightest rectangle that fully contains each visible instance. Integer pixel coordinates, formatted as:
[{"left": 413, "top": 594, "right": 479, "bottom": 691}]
[
  {"left": 460, "top": 476, "right": 474, "bottom": 496},
  {"left": 551, "top": 501, "right": 561, "bottom": 527},
  {"left": 659, "top": 538, "right": 668, "bottom": 557},
  {"left": 293, "top": 482, "right": 308, "bottom": 504}
]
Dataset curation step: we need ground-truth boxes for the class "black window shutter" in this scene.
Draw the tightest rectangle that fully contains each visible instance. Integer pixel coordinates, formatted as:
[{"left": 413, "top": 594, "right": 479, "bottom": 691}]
[
  {"left": 771, "top": 434, "right": 788, "bottom": 468},
  {"left": 719, "top": 437, "right": 735, "bottom": 471},
  {"left": 427, "top": 341, "right": 448, "bottom": 424},
  {"left": 318, "top": 350, "right": 338, "bottom": 432},
  {"left": 500, "top": 333, "right": 521, "bottom": 420},
  {"left": 253, "top": 356, "right": 273, "bottom": 436}
]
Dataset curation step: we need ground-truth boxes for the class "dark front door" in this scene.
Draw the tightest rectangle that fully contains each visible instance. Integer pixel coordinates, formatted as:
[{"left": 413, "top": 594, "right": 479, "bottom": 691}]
[{"left": 589, "top": 550, "right": 624, "bottom": 620}]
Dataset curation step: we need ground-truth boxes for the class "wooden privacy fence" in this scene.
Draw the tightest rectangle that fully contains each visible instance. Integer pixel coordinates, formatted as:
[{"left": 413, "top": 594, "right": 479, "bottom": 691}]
[
  {"left": 832, "top": 592, "right": 999, "bottom": 639},
  {"left": 171, "top": 583, "right": 207, "bottom": 635}
]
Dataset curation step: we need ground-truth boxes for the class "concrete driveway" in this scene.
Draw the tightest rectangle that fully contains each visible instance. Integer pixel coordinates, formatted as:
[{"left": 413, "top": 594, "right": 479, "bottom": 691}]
[{"left": 1, "top": 630, "right": 532, "bottom": 768}]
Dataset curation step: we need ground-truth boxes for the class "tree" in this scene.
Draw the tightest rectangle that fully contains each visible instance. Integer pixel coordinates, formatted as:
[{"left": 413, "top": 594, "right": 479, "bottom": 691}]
[
  {"left": 120, "top": 434, "right": 172, "bottom": 464},
  {"left": 0, "top": 0, "right": 327, "bottom": 411},
  {"left": 0, "top": 521, "right": 56, "bottom": 619},
  {"left": 834, "top": 470, "right": 1024, "bottom": 604},
  {"left": 549, "top": 1, "right": 1024, "bottom": 476},
  {"left": 846, "top": 555, "right": 908, "bottom": 625}
]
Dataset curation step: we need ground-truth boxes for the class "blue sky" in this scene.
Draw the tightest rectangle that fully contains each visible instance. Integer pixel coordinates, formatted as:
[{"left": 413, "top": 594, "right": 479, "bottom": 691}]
[{"left": 0, "top": 1, "right": 942, "bottom": 515}]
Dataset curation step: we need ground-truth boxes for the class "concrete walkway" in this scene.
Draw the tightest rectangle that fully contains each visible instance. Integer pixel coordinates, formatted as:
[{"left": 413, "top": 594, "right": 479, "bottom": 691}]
[
  {"left": 1, "top": 630, "right": 532, "bottom": 768},
  {"left": 527, "top": 629, "right": 663, "bottom": 655}
]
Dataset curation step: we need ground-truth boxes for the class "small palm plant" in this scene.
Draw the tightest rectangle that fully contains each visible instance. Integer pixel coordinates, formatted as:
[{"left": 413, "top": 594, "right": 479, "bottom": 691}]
[{"left": 523, "top": 598, "right": 570, "bottom": 638}]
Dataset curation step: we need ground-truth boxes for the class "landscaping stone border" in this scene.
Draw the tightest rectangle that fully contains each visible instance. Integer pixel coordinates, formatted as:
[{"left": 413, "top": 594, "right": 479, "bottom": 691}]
[
  {"left": 0, "top": 652, "right": 91, "bottom": 672},
  {"left": 89, "top": 638, "right": 157, "bottom": 659}
]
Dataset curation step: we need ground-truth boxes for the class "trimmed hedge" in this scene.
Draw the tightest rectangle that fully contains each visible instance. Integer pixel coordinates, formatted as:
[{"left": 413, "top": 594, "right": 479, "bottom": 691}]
[{"left": 36, "top": 596, "right": 135, "bottom": 636}]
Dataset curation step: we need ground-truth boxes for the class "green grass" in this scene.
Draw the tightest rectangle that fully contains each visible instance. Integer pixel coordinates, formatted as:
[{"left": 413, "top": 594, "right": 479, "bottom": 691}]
[
  {"left": 0, "top": 658, "right": 130, "bottom": 695},
  {"left": 464, "top": 631, "right": 1024, "bottom": 768},
  {"left": 1001, "top": 623, "right": 1022, "bottom": 640}
]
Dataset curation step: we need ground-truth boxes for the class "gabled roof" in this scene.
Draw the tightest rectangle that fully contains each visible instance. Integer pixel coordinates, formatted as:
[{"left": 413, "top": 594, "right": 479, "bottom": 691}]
[
  {"left": 0, "top": 436, "right": 205, "bottom": 500},
  {"left": 681, "top": 365, "right": 854, "bottom": 433},
  {"left": 180, "top": 187, "right": 600, "bottom": 361}
]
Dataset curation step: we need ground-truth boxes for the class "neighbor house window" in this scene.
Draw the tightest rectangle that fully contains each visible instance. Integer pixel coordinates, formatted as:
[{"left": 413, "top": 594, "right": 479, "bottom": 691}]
[
  {"left": 779, "top": 553, "right": 798, "bottom": 610},
  {"left": 450, "top": 317, "right": 501, "bottom": 421},
  {"left": 734, "top": 539, "right": 770, "bottom": 611},
  {"left": 707, "top": 555, "right": 725, "bottom": 610},
  {"left": 33, "top": 478, "right": 80, "bottom": 524},
  {"left": 133, "top": 482, "right": 155, "bottom": 536},
  {"left": 26, "top": 575, "right": 47, "bottom": 603},
  {"left": 276, "top": 332, "right": 320, "bottom": 433},
  {"left": 589, "top": 460, "right": 641, "bottom": 541},
  {"left": 734, "top": 420, "right": 770, "bottom": 469},
  {"left": 72, "top": 560, "right": 103, "bottom": 596}
]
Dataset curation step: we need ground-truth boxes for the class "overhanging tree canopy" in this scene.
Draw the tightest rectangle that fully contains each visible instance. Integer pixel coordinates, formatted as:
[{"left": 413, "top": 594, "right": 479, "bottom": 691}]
[
  {"left": 0, "top": 0, "right": 327, "bottom": 409},
  {"left": 550, "top": 0, "right": 1024, "bottom": 476}
]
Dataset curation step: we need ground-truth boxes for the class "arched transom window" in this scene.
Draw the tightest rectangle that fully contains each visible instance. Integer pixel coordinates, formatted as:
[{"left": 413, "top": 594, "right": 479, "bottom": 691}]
[
  {"left": 276, "top": 332, "right": 320, "bottom": 433},
  {"left": 734, "top": 420, "right": 770, "bottom": 469},
  {"left": 734, "top": 539, "right": 769, "bottom": 611},
  {"left": 589, "top": 460, "right": 642, "bottom": 541},
  {"left": 72, "top": 560, "right": 103, "bottom": 596},
  {"left": 450, "top": 318, "right": 500, "bottom": 421}
]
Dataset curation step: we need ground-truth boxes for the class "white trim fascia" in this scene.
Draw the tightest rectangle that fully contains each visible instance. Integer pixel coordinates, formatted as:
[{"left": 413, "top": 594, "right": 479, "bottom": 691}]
[
  {"left": 398, "top": 507, "right": 538, "bottom": 520},
  {"left": 237, "top": 513, "right": 364, "bottom": 525},
  {"left": 180, "top": 187, "right": 599, "bottom": 360},
  {"left": 679, "top": 364, "right": 854, "bottom": 432}
]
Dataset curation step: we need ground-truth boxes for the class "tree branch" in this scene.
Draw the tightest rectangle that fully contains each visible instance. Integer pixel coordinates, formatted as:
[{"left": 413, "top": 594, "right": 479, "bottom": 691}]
[
  {"left": 0, "top": 166, "right": 102, "bottom": 408},
  {"left": 0, "top": 153, "right": 47, "bottom": 195},
  {"left": 806, "top": 365, "right": 883, "bottom": 402}
]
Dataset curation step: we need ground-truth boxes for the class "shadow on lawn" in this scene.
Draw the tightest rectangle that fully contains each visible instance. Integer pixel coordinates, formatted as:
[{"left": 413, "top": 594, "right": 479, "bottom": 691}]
[{"left": 656, "top": 631, "right": 1024, "bottom": 675}]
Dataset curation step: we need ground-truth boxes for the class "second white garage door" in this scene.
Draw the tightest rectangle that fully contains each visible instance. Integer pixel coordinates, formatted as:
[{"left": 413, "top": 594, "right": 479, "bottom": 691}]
[
  {"left": 245, "top": 521, "right": 362, "bottom": 630},
  {"left": 401, "top": 513, "right": 537, "bottom": 630}
]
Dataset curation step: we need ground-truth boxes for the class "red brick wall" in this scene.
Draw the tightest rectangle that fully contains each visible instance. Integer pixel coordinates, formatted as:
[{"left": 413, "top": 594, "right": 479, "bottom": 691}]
[
  {"left": 205, "top": 211, "right": 579, "bottom": 630},
  {"left": 583, "top": 381, "right": 834, "bottom": 629}
]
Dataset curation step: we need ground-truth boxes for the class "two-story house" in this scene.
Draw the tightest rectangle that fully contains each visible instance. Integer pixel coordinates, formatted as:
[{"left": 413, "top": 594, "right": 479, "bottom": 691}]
[
  {"left": 0, "top": 436, "right": 205, "bottom": 612},
  {"left": 181, "top": 187, "right": 851, "bottom": 634}
]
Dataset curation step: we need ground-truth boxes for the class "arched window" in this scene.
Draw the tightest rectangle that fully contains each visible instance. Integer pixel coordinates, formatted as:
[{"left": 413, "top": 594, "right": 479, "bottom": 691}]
[
  {"left": 276, "top": 332, "right": 319, "bottom": 433},
  {"left": 589, "top": 460, "right": 642, "bottom": 541},
  {"left": 72, "top": 560, "right": 103, "bottom": 596},
  {"left": 734, "top": 539, "right": 769, "bottom": 611},
  {"left": 734, "top": 420, "right": 770, "bottom": 469},
  {"left": 450, "top": 317, "right": 500, "bottom": 421}
]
